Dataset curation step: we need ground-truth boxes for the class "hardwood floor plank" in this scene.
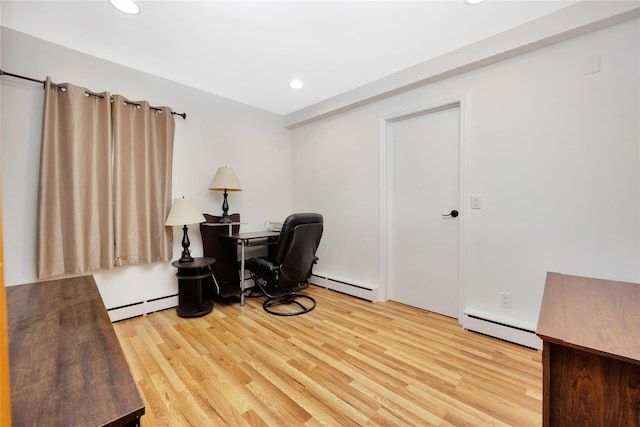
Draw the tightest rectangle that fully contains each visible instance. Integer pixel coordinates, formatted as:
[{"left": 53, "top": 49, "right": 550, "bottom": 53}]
[
  {"left": 135, "top": 378, "right": 172, "bottom": 426},
  {"left": 197, "top": 376, "right": 254, "bottom": 426},
  {"left": 404, "top": 382, "right": 508, "bottom": 427},
  {"left": 240, "top": 339, "right": 348, "bottom": 426},
  {"left": 114, "top": 285, "right": 542, "bottom": 426}
]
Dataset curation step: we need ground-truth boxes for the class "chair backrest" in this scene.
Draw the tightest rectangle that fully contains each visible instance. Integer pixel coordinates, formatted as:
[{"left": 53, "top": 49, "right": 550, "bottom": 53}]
[{"left": 272, "top": 213, "right": 323, "bottom": 289}]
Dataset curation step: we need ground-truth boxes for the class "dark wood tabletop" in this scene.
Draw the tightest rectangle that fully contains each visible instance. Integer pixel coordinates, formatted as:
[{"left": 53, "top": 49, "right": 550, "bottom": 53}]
[
  {"left": 6, "top": 275, "right": 144, "bottom": 426},
  {"left": 536, "top": 272, "right": 640, "bottom": 364}
]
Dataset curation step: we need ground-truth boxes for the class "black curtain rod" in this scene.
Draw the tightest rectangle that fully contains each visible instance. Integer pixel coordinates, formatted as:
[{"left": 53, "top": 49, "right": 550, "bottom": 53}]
[{"left": 0, "top": 69, "right": 187, "bottom": 119}]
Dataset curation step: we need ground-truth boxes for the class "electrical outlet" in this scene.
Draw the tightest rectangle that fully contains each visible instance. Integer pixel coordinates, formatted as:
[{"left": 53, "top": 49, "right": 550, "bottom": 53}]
[
  {"left": 584, "top": 54, "right": 601, "bottom": 75},
  {"left": 500, "top": 292, "right": 512, "bottom": 308}
]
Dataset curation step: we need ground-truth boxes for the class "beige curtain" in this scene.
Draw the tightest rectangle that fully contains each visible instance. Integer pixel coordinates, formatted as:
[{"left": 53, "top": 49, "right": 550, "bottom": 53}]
[
  {"left": 37, "top": 80, "right": 175, "bottom": 278},
  {"left": 112, "top": 95, "right": 174, "bottom": 266},
  {"left": 37, "top": 78, "right": 113, "bottom": 278}
]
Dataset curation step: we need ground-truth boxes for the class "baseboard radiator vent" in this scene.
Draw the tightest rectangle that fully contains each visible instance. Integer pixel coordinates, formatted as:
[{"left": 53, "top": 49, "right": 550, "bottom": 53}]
[
  {"left": 462, "top": 309, "right": 542, "bottom": 350},
  {"left": 309, "top": 273, "right": 379, "bottom": 302},
  {"left": 108, "top": 294, "right": 178, "bottom": 322}
]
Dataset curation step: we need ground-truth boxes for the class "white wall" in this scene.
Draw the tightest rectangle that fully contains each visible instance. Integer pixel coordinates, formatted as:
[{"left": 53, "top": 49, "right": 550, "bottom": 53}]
[
  {"left": 0, "top": 27, "right": 292, "bottom": 309},
  {"left": 292, "top": 19, "right": 640, "bottom": 332}
]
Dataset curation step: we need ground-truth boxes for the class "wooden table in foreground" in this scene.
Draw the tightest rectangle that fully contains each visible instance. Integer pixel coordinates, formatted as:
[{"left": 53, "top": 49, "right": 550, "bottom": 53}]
[
  {"left": 536, "top": 272, "right": 640, "bottom": 427},
  {"left": 6, "top": 275, "right": 144, "bottom": 426}
]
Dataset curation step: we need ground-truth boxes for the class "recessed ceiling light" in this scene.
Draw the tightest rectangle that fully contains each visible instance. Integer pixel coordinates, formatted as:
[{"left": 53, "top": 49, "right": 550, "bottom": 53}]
[
  {"left": 465, "top": 0, "right": 486, "bottom": 5},
  {"left": 109, "top": 0, "right": 140, "bottom": 15},
  {"left": 289, "top": 79, "right": 304, "bottom": 89}
]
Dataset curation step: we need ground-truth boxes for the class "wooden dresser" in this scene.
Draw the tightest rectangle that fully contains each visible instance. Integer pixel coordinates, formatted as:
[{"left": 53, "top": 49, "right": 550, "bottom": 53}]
[
  {"left": 6, "top": 275, "right": 144, "bottom": 426},
  {"left": 536, "top": 272, "right": 640, "bottom": 426}
]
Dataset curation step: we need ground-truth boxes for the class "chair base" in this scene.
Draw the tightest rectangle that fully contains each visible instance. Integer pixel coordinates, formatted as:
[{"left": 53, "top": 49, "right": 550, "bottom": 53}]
[{"left": 263, "top": 293, "right": 316, "bottom": 316}]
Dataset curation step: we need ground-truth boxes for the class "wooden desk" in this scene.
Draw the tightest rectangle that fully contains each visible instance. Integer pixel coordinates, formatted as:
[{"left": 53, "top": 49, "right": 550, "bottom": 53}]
[
  {"left": 7, "top": 275, "right": 144, "bottom": 426},
  {"left": 536, "top": 272, "right": 640, "bottom": 427},
  {"left": 222, "top": 231, "right": 280, "bottom": 305}
]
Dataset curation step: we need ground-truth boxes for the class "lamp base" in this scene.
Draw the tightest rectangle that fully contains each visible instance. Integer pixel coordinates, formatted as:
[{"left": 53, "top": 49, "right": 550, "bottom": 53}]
[
  {"left": 178, "top": 224, "right": 194, "bottom": 263},
  {"left": 178, "top": 253, "right": 194, "bottom": 263},
  {"left": 220, "top": 189, "right": 232, "bottom": 223}
]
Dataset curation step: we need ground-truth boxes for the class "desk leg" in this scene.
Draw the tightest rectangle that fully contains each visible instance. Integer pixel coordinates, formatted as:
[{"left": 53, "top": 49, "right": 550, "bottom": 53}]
[{"left": 240, "top": 240, "right": 246, "bottom": 306}]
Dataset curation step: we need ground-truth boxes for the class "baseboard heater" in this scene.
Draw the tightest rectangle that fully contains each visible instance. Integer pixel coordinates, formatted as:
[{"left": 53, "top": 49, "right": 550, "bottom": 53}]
[
  {"left": 107, "top": 294, "right": 178, "bottom": 322},
  {"left": 462, "top": 309, "right": 542, "bottom": 350},
  {"left": 309, "top": 273, "right": 379, "bottom": 302}
]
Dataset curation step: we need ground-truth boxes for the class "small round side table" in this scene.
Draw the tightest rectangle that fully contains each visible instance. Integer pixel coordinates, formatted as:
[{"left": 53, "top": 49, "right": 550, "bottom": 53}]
[{"left": 171, "top": 257, "right": 216, "bottom": 318}]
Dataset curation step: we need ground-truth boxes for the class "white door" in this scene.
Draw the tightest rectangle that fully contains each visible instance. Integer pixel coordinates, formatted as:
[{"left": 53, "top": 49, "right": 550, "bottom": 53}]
[{"left": 389, "top": 105, "right": 460, "bottom": 318}]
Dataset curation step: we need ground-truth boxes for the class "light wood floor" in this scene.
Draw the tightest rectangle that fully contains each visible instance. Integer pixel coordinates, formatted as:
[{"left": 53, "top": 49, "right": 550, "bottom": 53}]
[{"left": 113, "top": 285, "right": 542, "bottom": 426}]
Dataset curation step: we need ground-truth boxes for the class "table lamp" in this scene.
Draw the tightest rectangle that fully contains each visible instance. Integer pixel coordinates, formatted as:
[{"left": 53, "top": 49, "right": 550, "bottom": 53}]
[
  {"left": 208, "top": 166, "right": 242, "bottom": 223},
  {"left": 165, "top": 197, "right": 206, "bottom": 263}
]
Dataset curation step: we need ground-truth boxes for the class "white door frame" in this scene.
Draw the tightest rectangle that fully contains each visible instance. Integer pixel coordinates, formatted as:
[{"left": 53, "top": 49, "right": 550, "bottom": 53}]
[{"left": 379, "top": 96, "right": 468, "bottom": 322}]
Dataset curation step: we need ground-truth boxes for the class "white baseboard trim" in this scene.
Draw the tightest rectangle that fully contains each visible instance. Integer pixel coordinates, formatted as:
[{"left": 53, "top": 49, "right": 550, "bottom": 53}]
[
  {"left": 462, "top": 308, "right": 542, "bottom": 350},
  {"left": 108, "top": 294, "right": 178, "bottom": 322},
  {"left": 309, "top": 273, "right": 379, "bottom": 302}
]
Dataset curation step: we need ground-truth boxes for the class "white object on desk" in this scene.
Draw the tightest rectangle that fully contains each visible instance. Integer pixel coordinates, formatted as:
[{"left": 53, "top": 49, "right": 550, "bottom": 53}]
[{"left": 264, "top": 220, "right": 283, "bottom": 232}]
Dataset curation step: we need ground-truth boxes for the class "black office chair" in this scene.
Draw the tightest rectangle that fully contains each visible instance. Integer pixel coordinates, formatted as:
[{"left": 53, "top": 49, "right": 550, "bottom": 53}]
[{"left": 246, "top": 213, "right": 323, "bottom": 316}]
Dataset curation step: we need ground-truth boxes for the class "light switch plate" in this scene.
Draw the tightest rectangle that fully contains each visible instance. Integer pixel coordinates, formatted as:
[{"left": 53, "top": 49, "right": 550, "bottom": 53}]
[{"left": 471, "top": 194, "right": 481, "bottom": 209}]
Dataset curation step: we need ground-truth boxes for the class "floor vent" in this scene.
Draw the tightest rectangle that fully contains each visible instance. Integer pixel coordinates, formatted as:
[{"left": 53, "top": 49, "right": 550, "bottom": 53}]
[
  {"left": 463, "top": 309, "right": 541, "bottom": 350},
  {"left": 108, "top": 294, "right": 178, "bottom": 322},
  {"left": 309, "top": 273, "right": 379, "bottom": 302}
]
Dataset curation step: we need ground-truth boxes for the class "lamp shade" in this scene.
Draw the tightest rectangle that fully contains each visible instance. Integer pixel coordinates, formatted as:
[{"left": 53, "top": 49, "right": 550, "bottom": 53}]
[
  {"left": 165, "top": 197, "right": 206, "bottom": 226},
  {"left": 208, "top": 166, "right": 242, "bottom": 191}
]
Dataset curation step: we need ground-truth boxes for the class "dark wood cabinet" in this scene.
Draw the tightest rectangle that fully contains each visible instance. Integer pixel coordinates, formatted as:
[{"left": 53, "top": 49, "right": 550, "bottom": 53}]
[
  {"left": 536, "top": 272, "right": 640, "bottom": 427},
  {"left": 200, "top": 213, "right": 242, "bottom": 298}
]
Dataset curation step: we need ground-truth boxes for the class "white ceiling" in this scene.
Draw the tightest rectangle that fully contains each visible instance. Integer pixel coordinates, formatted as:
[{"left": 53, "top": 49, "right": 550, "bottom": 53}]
[{"left": 1, "top": 1, "right": 580, "bottom": 115}]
